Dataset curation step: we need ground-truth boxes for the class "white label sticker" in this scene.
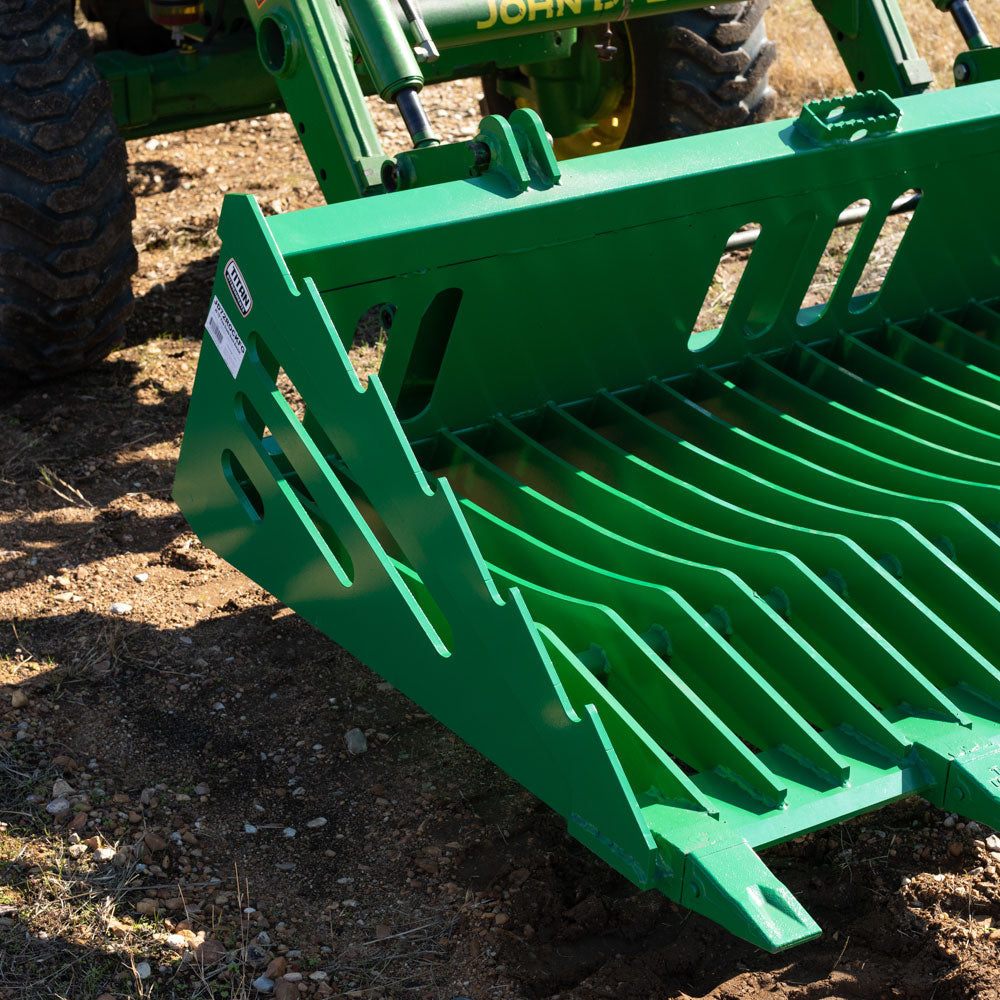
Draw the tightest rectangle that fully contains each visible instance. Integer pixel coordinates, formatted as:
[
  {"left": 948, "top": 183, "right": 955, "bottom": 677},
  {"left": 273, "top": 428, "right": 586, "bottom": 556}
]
[
  {"left": 205, "top": 295, "right": 246, "bottom": 378},
  {"left": 224, "top": 258, "right": 253, "bottom": 317}
]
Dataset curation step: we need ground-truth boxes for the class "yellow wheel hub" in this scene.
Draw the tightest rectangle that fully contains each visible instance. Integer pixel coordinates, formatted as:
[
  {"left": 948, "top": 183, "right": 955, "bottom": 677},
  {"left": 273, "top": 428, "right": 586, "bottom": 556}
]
[{"left": 515, "top": 29, "right": 636, "bottom": 161}]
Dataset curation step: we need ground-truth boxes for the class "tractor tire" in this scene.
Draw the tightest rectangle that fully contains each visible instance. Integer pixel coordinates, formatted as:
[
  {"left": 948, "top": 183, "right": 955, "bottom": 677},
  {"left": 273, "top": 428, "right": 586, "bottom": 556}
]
[
  {"left": 0, "top": 0, "right": 137, "bottom": 383},
  {"left": 482, "top": 0, "right": 776, "bottom": 152},
  {"left": 626, "top": 0, "right": 776, "bottom": 143}
]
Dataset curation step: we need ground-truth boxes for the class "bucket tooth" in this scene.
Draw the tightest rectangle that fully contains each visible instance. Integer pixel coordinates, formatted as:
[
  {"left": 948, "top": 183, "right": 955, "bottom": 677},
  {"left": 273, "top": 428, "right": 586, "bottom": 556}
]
[
  {"left": 679, "top": 841, "right": 821, "bottom": 953},
  {"left": 941, "top": 747, "right": 1000, "bottom": 829}
]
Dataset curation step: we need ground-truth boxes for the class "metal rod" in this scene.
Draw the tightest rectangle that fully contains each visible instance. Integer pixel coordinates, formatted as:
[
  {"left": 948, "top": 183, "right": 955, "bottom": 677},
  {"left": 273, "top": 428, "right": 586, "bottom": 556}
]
[
  {"left": 395, "top": 86, "right": 439, "bottom": 147},
  {"left": 725, "top": 191, "right": 922, "bottom": 253},
  {"left": 398, "top": 0, "right": 440, "bottom": 61},
  {"left": 949, "top": 0, "right": 990, "bottom": 49}
]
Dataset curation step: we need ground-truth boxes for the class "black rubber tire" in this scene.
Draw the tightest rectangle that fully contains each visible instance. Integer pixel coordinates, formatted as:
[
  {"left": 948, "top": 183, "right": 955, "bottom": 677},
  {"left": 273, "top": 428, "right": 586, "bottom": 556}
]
[
  {"left": 0, "top": 0, "right": 137, "bottom": 383},
  {"left": 626, "top": 0, "right": 776, "bottom": 143},
  {"left": 482, "top": 0, "right": 776, "bottom": 147}
]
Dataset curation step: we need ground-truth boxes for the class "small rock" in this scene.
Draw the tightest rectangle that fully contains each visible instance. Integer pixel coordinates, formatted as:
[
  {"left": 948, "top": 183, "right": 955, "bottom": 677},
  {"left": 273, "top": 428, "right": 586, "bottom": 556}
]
[
  {"left": 255, "top": 931, "right": 271, "bottom": 947},
  {"left": 10, "top": 690, "right": 28, "bottom": 709},
  {"left": 494, "top": 913, "right": 509, "bottom": 926},
  {"left": 253, "top": 975, "right": 275, "bottom": 993},
  {"left": 83, "top": 836, "right": 101, "bottom": 850},
  {"left": 282, "top": 972, "right": 303, "bottom": 982},
  {"left": 136, "top": 899, "right": 159, "bottom": 916},
  {"left": 68, "top": 843, "right": 87, "bottom": 859},
  {"left": 109, "top": 602, "right": 133, "bottom": 615},
  {"left": 943, "top": 814, "right": 956, "bottom": 828},
  {"left": 274, "top": 983, "right": 298, "bottom": 1000},
  {"left": 345, "top": 728, "right": 367, "bottom": 754},
  {"left": 68, "top": 811, "right": 87, "bottom": 831},
  {"left": 986, "top": 834, "right": 1000, "bottom": 853},
  {"left": 193, "top": 784, "right": 210, "bottom": 796},
  {"left": 375, "top": 924, "right": 391, "bottom": 939},
  {"left": 967, "top": 821, "right": 982, "bottom": 834},
  {"left": 244, "top": 823, "right": 258, "bottom": 834},
  {"left": 245, "top": 943, "right": 269, "bottom": 968},
  {"left": 265, "top": 956, "right": 286, "bottom": 979},
  {"left": 45, "top": 797, "right": 71, "bottom": 816},
  {"left": 309, "top": 970, "right": 328, "bottom": 982},
  {"left": 135, "top": 961, "right": 151, "bottom": 980},
  {"left": 134, "top": 573, "right": 149, "bottom": 583},
  {"left": 195, "top": 938, "right": 226, "bottom": 965},
  {"left": 282, "top": 827, "right": 296, "bottom": 838},
  {"left": 144, "top": 138, "right": 159, "bottom": 151},
  {"left": 51, "top": 755, "right": 78, "bottom": 772},
  {"left": 306, "top": 817, "right": 327, "bottom": 829},
  {"left": 94, "top": 846, "right": 116, "bottom": 862},
  {"left": 144, "top": 832, "right": 167, "bottom": 852},
  {"left": 949, "top": 841, "right": 964, "bottom": 857},
  {"left": 166, "top": 933, "right": 187, "bottom": 952},
  {"left": 52, "top": 779, "right": 73, "bottom": 797}
]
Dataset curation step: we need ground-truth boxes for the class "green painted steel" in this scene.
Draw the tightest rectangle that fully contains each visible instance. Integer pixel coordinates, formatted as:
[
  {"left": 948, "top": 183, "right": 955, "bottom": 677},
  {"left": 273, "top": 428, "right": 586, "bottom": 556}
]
[
  {"left": 175, "top": 81, "right": 1000, "bottom": 950},
  {"left": 95, "top": 40, "right": 282, "bottom": 139}
]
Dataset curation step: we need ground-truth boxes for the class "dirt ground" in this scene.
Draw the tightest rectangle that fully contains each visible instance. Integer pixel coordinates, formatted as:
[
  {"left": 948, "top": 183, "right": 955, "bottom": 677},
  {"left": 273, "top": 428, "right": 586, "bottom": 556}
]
[{"left": 5, "top": 2, "right": 1000, "bottom": 998}]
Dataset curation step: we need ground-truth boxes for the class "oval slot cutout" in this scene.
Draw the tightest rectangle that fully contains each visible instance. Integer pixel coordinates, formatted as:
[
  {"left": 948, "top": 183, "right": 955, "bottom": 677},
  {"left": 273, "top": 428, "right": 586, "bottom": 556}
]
[
  {"left": 688, "top": 224, "right": 760, "bottom": 352},
  {"left": 847, "top": 188, "right": 922, "bottom": 314},
  {"left": 796, "top": 198, "right": 869, "bottom": 327},
  {"left": 222, "top": 449, "right": 264, "bottom": 521}
]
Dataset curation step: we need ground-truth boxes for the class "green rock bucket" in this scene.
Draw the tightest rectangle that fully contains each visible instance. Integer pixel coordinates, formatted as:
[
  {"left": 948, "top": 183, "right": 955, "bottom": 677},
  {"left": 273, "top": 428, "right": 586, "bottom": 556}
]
[{"left": 175, "top": 83, "right": 1000, "bottom": 951}]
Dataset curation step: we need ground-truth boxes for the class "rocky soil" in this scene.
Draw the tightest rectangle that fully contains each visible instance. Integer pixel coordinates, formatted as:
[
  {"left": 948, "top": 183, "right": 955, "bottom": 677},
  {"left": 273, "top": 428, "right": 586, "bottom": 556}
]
[{"left": 4, "top": 3, "right": 1000, "bottom": 998}]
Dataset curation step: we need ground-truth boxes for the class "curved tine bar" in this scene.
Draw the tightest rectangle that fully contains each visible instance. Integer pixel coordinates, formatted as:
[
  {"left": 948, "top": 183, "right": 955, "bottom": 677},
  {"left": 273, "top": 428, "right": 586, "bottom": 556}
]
[
  {"left": 532, "top": 620, "right": 716, "bottom": 813},
  {"left": 638, "top": 378, "right": 1000, "bottom": 594},
  {"left": 926, "top": 311, "right": 1000, "bottom": 373},
  {"left": 742, "top": 354, "right": 1000, "bottom": 482},
  {"left": 467, "top": 417, "right": 963, "bottom": 741},
  {"left": 487, "top": 561, "right": 793, "bottom": 805},
  {"left": 784, "top": 342, "right": 1000, "bottom": 461},
  {"left": 868, "top": 324, "right": 1000, "bottom": 401},
  {"left": 825, "top": 334, "right": 1000, "bottom": 437},
  {"left": 684, "top": 366, "right": 1000, "bottom": 523}
]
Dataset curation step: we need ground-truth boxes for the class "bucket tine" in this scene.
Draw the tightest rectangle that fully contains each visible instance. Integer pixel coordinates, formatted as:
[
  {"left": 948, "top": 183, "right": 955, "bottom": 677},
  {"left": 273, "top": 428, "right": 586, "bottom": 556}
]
[
  {"left": 874, "top": 323, "right": 1000, "bottom": 401},
  {"left": 830, "top": 333, "right": 1000, "bottom": 437},
  {"left": 785, "top": 342, "right": 1000, "bottom": 461}
]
